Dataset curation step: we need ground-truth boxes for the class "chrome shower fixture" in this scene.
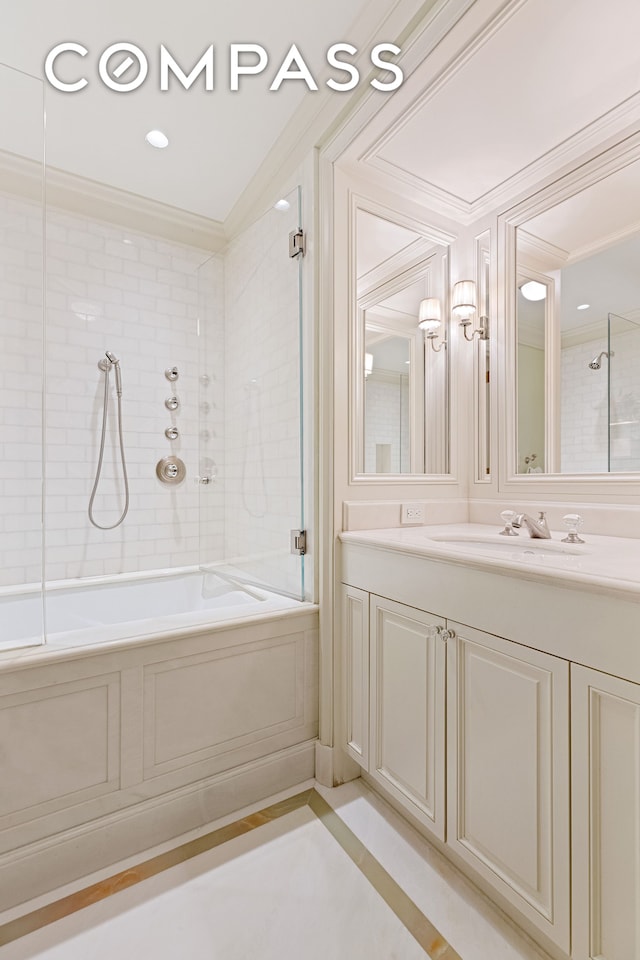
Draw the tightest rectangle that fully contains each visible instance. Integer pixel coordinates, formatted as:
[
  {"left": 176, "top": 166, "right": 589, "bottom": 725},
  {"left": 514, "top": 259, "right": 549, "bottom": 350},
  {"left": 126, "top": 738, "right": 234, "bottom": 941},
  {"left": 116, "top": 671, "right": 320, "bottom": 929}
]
[
  {"left": 97, "top": 350, "right": 122, "bottom": 396},
  {"left": 588, "top": 350, "right": 614, "bottom": 370},
  {"left": 89, "top": 351, "right": 129, "bottom": 530}
]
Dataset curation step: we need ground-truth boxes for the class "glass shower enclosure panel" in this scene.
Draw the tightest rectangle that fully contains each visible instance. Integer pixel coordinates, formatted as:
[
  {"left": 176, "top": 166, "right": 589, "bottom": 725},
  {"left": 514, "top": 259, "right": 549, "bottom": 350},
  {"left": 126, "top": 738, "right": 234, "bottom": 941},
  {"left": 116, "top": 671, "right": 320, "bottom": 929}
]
[
  {"left": 198, "top": 186, "right": 305, "bottom": 600},
  {"left": 608, "top": 312, "right": 640, "bottom": 472},
  {"left": 0, "top": 65, "right": 45, "bottom": 650}
]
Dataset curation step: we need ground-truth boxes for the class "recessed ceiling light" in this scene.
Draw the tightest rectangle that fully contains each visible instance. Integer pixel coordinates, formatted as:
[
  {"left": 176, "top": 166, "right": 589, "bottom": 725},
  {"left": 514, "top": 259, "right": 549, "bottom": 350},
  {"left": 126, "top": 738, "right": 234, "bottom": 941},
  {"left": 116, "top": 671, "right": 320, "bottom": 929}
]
[
  {"left": 404, "top": 360, "right": 411, "bottom": 364},
  {"left": 145, "top": 129, "right": 169, "bottom": 149},
  {"left": 274, "top": 199, "right": 290, "bottom": 211},
  {"left": 520, "top": 280, "right": 547, "bottom": 301},
  {"left": 577, "top": 303, "right": 590, "bottom": 310},
  {"left": 122, "top": 239, "right": 133, "bottom": 245}
]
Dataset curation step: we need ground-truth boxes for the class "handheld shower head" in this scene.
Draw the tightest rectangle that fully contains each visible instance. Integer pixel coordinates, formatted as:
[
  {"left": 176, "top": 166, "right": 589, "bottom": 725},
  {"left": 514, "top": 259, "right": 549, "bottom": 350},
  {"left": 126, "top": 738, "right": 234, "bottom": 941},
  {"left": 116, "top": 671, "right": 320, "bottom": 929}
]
[{"left": 97, "top": 351, "right": 122, "bottom": 396}]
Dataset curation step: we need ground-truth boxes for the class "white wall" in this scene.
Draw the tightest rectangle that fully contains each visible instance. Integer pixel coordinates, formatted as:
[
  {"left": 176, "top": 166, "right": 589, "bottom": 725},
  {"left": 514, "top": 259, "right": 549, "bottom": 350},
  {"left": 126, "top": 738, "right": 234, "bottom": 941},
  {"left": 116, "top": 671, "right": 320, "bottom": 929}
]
[{"left": 0, "top": 190, "right": 225, "bottom": 589}]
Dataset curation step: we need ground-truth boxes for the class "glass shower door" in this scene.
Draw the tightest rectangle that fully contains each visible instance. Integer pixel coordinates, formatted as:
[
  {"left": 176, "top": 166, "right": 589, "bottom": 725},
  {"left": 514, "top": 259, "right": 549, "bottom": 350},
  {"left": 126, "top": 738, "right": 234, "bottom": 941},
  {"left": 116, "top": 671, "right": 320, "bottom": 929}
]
[
  {"left": 198, "top": 186, "right": 305, "bottom": 600},
  {"left": 608, "top": 312, "right": 640, "bottom": 472},
  {"left": 0, "top": 65, "right": 45, "bottom": 650}
]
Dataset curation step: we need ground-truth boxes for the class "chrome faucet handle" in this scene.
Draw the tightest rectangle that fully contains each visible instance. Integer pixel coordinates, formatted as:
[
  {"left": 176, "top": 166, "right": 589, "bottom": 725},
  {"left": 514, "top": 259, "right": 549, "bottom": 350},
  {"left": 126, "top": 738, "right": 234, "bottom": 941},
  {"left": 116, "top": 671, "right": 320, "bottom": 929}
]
[
  {"left": 499, "top": 510, "right": 519, "bottom": 537},
  {"left": 562, "top": 514, "right": 585, "bottom": 544}
]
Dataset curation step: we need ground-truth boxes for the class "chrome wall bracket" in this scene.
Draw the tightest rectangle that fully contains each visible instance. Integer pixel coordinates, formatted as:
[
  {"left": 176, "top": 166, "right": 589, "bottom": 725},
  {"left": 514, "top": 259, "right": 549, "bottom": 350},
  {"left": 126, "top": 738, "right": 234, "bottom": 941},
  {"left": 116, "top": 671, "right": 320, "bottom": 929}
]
[
  {"left": 290, "top": 529, "right": 306, "bottom": 555},
  {"left": 289, "top": 229, "right": 306, "bottom": 259}
]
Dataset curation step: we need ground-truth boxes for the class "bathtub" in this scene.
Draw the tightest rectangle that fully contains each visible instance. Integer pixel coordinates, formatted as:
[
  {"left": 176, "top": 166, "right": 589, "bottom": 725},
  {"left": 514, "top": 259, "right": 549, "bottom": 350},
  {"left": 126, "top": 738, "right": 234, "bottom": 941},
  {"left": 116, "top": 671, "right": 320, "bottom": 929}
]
[
  {"left": 0, "top": 566, "right": 318, "bottom": 911},
  {"left": 0, "top": 567, "right": 304, "bottom": 653}
]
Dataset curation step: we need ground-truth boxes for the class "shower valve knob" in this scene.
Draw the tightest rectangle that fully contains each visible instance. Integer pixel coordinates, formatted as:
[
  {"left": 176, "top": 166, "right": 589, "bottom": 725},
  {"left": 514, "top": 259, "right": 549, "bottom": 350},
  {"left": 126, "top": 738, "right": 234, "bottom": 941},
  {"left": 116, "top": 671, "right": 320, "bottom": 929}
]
[
  {"left": 165, "top": 426, "right": 179, "bottom": 440},
  {"left": 165, "top": 396, "right": 179, "bottom": 411},
  {"left": 156, "top": 456, "right": 186, "bottom": 484},
  {"left": 165, "top": 367, "right": 179, "bottom": 381}
]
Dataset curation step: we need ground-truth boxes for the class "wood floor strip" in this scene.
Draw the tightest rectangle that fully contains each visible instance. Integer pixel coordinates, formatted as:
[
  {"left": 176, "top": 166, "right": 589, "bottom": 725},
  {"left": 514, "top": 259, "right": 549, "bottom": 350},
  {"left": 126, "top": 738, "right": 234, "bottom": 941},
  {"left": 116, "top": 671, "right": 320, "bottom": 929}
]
[
  {"left": 308, "top": 790, "right": 463, "bottom": 960},
  {"left": 0, "top": 788, "right": 313, "bottom": 948}
]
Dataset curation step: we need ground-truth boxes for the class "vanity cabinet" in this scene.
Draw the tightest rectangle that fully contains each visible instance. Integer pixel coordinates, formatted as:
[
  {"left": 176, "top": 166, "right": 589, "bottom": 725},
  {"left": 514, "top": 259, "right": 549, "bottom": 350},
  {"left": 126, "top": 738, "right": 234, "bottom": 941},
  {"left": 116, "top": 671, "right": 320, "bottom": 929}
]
[
  {"left": 369, "top": 596, "right": 446, "bottom": 840},
  {"left": 446, "top": 623, "right": 570, "bottom": 950},
  {"left": 571, "top": 666, "right": 640, "bottom": 960},
  {"left": 340, "top": 583, "right": 570, "bottom": 953}
]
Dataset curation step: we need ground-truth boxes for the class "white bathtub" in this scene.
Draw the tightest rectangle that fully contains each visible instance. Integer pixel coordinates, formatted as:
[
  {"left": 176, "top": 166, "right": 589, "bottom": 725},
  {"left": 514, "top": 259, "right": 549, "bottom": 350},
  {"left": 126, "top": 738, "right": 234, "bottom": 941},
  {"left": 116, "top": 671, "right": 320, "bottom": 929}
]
[{"left": 0, "top": 568, "right": 303, "bottom": 653}]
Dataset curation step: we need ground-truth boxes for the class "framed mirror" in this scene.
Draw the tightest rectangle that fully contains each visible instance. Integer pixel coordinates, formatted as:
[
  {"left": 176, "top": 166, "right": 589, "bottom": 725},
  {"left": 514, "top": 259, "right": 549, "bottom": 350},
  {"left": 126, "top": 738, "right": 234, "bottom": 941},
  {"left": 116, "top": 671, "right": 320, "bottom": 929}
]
[
  {"left": 504, "top": 140, "right": 640, "bottom": 478},
  {"left": 352, "top": 201, "right": 454, "bottom": 478}
]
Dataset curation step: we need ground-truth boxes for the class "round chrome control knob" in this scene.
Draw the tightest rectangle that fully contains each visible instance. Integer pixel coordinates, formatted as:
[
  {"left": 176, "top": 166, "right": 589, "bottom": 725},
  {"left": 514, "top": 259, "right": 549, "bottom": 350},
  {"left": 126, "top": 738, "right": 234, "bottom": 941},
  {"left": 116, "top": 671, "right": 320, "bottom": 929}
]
[
  {"left": 165, "top": 426, "right": 179, "bottom": 440},
  {"left": 165, "top": 367, "right": 179, "bottom": 381},
  {"left": 165, "top": 396, "right": 179, "bottom": 411}
]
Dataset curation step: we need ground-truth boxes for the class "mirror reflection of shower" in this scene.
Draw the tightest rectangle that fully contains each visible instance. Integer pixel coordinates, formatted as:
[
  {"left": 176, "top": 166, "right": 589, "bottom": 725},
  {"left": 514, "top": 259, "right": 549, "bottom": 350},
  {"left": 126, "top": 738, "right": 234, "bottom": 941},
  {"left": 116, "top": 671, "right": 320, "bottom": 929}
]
[
  {"left": 588, "top": 350, "right": 614, "bottom": 370},
  {"left": 88, "top": 351, "right": 130, "bottom": 530}
]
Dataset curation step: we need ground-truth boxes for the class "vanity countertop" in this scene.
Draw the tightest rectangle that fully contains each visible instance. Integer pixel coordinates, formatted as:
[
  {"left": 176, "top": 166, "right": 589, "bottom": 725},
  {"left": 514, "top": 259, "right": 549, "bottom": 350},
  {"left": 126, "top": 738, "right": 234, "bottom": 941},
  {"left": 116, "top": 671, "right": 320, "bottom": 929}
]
[{"left": 339, "top": 523, "right": 640, "bottom": 601}]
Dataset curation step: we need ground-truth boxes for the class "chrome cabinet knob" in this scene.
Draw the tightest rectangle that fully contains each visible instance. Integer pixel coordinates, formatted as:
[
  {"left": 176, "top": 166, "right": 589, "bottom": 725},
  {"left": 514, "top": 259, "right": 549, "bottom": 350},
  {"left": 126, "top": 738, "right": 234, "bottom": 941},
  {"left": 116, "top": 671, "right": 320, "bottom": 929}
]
[
  {"left": 165, "top": 367, "right": 179, "bottom": 381},
  {"left": 165, "top": 396, "right": 179, "bottom": 411}
]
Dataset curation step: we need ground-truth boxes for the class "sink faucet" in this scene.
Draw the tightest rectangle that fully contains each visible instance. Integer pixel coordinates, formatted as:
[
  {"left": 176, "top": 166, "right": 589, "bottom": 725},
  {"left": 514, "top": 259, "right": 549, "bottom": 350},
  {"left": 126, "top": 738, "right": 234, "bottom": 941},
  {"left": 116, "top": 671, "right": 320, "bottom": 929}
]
[{"left": 512, "top": 511, "right": 551, "bottom": 539}]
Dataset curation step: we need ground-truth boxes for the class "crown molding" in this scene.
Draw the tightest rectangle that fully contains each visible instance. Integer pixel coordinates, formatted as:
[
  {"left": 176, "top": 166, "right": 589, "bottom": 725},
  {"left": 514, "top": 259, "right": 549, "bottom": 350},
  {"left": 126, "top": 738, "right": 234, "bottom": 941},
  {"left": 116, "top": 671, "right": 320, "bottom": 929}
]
[
  {"left": 223, "top": 0, "right": 455, "bottom": 241},
  {"left": 0, "top": 149, "right": 225, "bottom": 253}
]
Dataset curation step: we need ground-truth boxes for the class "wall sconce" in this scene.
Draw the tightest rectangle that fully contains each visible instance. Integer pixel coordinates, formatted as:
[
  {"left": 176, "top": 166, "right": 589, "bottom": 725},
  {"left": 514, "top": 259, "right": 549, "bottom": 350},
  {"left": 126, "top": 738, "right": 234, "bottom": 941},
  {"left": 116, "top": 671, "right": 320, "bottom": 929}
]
[
  {"left": 364, "top": 352, "right": 374, "bottom": 378},
  {"left": 418, "top": 297, "right": 446, "bottom": 352},
  {"left": 452, "top": 280, "right": 489, "bottom": 342}
]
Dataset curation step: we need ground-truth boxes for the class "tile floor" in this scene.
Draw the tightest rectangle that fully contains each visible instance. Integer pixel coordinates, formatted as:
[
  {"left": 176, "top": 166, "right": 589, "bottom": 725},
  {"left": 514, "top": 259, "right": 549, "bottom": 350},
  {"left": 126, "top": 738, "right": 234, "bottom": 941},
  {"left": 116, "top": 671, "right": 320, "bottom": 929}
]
[{"left": 0, "top": 780, "right": 549, "bottom": 960}]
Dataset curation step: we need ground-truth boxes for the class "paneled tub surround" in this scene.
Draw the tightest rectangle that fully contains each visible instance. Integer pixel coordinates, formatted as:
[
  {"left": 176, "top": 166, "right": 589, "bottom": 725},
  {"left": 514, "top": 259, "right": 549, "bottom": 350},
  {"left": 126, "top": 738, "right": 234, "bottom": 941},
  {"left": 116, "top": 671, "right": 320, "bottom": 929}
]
[
  {"left": 339, "top": 524, "right": 640, "bottom": 960},
  {"left": 0, "top": 605, "right": 319, "bottom": 913}
]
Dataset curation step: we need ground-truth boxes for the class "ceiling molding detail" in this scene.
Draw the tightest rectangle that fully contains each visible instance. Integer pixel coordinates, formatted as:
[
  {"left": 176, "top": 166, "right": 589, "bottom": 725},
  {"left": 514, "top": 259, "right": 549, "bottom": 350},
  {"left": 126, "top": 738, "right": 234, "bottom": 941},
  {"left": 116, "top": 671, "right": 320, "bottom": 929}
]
[{"left": 0, "top": 149, "right": 225, "bottom": 252}]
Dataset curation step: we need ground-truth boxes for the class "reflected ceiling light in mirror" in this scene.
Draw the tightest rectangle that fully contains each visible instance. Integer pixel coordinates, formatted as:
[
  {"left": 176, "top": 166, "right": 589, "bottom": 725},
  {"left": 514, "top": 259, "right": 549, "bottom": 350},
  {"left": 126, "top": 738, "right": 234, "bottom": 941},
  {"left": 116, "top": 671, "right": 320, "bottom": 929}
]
[
  {"left": 364, "top": 352, "right": 374, "bottom": 378},
  {"left": 452, "top": 280, "right": 489, "bottom": 342},
  {"left": 577, "top": 303, "right": 590, "bottom": 310},
  {"left": 274, "top": 198, "right": 290, "bottom": 211},
  {"left": 418, "top": 297, "right": 446, "bottom": 352},
  {"left": 145, "top": 129, "right": 169, "bottom": 149},
  {"left": 520, "top": 280, "right": 547, "bottom": 301}
]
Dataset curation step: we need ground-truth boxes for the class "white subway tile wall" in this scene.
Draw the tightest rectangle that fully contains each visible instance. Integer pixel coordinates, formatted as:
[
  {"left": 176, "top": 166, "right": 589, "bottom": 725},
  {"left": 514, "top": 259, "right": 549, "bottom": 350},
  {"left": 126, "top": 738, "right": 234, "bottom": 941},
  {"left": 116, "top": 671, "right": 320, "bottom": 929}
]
[
  {"left": 0, "top": 194, "right": 44, "bottom": 589},
  {"left": 364, "top": 374, "right": 410, "bottom": 473},
  {"left": 561, "top": 329, "right": 640, "bottom": 473},
  {"left": 0, "top": 189, "right": 304, "bottom": 599},
  {"left": 0, "top": 191, "right": 226, "bottom": 588}
]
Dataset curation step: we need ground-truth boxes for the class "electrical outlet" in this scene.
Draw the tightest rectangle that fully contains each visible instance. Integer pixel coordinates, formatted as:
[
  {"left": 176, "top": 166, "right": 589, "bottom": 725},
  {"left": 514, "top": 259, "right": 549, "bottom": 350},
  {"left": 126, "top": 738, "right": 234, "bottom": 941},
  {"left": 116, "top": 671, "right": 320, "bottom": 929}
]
[{"left": 401, "top": 503, "right": 425, "bottom": 524}]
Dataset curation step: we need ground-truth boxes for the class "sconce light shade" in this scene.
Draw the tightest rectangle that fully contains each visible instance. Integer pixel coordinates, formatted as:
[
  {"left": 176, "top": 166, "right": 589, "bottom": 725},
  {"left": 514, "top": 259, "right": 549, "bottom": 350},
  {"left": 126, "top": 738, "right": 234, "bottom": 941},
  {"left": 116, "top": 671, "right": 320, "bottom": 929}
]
[
  {"left": 452, "top": 280, "right": 477, "bottom": 320},
  {"left": 364, "top": 352, "right": 374, "bottom": 378},
  {"left": 418, "top": 297, "right": 442, "bottom": 332}
]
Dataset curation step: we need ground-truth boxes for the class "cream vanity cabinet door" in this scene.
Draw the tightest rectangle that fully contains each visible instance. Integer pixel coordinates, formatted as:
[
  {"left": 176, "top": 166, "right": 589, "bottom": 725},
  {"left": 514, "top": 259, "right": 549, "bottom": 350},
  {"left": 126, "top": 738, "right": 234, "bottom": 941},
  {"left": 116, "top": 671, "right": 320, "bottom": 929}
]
[
  {"left": 369, "top": 595, "right": 446, "bottom": 840},
  {"left": 341, "top": 584, "right": 370, "bottom": 768},
  {"left": 446, "top": 622, "right": 570, "bottom": 954},
  {"left": 571, "top": 665, "right": 640, "bottom": 960}
]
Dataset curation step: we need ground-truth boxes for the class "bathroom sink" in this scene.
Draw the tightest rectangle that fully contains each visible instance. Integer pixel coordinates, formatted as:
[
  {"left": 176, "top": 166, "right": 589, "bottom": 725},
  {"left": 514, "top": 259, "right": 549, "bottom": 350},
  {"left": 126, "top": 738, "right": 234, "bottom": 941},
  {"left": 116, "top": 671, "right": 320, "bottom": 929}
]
[{"left": 426, "top": 534, "right": 587, "bottom": 561}]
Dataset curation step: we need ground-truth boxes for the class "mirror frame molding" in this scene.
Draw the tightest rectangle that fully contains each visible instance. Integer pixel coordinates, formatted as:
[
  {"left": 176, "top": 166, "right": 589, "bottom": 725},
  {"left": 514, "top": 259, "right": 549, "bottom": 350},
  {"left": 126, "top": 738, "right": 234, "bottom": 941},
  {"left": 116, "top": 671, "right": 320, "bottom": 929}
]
[
  {"left": 497, "top": 130, "right": 640, "bottom": 496},
  {"left": 349, "top": 192, "right": 457, "bottom": 484}
]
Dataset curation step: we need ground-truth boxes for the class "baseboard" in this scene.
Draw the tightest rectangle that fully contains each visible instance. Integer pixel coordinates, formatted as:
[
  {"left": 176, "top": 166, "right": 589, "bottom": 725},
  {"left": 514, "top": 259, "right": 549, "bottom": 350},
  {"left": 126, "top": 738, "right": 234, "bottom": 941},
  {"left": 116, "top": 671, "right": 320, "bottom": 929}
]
[
  {"left": 315, "top": 743, "right": 361, "bottom": 787},
  {"left": 0, "top": 740, "right": 316, "bottom": 913}
]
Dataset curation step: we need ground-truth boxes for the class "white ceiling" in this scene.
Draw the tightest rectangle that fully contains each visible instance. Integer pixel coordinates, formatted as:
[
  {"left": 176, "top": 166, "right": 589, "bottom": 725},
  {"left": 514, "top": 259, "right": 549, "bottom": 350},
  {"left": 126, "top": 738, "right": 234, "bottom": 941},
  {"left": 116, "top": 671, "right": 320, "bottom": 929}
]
[
  {"left": 343, "top": 0, "right": 640, "bottom": 222},
  {"left": 0, "top": 0, "right": 371, "bottom": 222}
]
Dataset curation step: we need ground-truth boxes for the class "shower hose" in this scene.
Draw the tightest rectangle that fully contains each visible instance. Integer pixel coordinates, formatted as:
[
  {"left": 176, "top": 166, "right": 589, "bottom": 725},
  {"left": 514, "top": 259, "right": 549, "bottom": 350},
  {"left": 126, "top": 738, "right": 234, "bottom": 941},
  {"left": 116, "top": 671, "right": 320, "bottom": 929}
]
[{"left": 88, "top": 361, "right": 130, "bottom": 530}]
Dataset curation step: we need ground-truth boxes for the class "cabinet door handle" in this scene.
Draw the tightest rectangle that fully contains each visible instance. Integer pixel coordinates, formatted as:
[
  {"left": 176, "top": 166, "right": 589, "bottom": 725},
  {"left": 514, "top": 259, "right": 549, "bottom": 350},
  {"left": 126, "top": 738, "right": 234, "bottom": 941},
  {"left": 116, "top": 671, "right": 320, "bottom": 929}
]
[{"left": 439, "top": 628, "right": 456, "bottom": 642}]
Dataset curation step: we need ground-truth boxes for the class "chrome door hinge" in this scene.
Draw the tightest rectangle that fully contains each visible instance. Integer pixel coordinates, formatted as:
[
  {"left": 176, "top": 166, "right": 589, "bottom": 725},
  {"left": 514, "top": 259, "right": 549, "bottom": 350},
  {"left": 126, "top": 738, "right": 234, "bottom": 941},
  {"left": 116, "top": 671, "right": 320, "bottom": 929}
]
[
  {"left": 290, "top": 529, "right": 307, "bottom": 555},
  {"left": 289, "top": 229, "right": 306, "bottom": 259}
]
